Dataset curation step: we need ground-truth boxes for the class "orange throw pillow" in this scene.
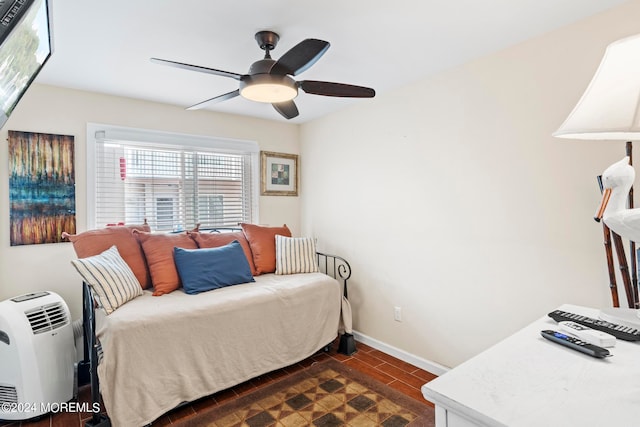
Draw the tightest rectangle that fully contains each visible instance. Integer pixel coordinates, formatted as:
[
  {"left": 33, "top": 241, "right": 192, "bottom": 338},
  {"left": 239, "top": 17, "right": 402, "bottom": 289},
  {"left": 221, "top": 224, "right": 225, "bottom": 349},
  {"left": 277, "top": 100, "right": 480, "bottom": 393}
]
[
  {"left": 64, "top": 224, "right": 151, "bottom": 289},
  {"left": 135, "top": 232, "right": 198, "bottom": 296},
  {"left": 191, "top": 232, "right": 257, "bottom": 276},
  {"left": 241, "top": 223, "right": 291, "bottom": 275}
]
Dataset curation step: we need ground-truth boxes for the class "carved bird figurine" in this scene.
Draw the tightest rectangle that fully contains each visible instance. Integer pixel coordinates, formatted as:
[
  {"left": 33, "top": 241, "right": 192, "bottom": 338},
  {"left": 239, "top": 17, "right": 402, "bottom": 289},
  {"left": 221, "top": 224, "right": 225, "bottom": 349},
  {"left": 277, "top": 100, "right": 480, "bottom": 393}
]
[{"left": 595, "top": 156, "right": 640, "bottom": 242}]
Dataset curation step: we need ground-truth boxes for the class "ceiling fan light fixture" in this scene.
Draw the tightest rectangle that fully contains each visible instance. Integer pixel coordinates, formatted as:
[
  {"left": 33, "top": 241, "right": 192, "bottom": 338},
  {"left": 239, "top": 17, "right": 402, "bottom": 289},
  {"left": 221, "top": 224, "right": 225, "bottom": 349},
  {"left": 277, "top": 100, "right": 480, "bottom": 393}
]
[{"left": 239, "top": 74, "right": 298, "bottom": 103}]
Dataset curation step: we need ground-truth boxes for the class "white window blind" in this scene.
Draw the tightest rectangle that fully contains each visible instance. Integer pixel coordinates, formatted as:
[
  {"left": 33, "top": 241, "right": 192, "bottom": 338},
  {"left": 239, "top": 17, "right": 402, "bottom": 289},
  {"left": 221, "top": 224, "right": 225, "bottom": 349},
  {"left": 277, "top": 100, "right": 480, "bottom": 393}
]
[{"left": 89, "top": 125, "right": 258, "bottom": 232}]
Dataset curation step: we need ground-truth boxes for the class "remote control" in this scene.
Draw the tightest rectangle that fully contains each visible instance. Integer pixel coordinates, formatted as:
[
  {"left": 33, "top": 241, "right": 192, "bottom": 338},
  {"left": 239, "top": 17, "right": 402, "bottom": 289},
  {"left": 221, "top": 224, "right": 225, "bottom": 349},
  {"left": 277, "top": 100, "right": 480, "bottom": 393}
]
[
  {"left": 540, "top": 330, "right": 610, "bottom": 358},
  {"left": 558, "top": 321, "right": 616, "bottom": 348},
  {"left": 548, "top": 309, "right": 640, "bottom": 341}
]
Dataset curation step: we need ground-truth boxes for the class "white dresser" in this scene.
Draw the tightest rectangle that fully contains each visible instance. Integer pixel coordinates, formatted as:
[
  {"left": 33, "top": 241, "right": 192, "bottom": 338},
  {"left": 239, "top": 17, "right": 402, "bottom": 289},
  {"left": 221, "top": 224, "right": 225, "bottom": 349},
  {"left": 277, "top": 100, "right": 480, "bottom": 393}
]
[{"left": 421, "top": 304, "right": 640, "bottom": 427}]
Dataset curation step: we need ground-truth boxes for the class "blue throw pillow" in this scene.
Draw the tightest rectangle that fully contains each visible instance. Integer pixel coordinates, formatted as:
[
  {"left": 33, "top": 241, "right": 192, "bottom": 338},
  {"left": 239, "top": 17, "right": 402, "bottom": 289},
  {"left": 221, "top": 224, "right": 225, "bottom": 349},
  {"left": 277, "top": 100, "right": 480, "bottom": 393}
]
[{"left": 174, "top": 240, "right": 255, "bottom": 295}]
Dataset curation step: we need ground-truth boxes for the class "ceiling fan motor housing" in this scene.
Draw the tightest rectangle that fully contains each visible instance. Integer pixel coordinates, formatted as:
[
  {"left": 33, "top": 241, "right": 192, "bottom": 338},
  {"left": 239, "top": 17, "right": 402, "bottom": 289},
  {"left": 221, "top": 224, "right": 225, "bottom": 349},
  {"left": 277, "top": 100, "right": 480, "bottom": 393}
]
[{"left": 248, "top": 58, "right": 276, "bottom": 75}]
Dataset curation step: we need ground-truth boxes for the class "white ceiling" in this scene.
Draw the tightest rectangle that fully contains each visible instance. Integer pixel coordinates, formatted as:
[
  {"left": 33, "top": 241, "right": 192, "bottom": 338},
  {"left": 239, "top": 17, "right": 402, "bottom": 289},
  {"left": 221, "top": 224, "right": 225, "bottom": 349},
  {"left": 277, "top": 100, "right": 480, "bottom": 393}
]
[{"left": 37, "top": 0, "right": 628, "bottom": 123}]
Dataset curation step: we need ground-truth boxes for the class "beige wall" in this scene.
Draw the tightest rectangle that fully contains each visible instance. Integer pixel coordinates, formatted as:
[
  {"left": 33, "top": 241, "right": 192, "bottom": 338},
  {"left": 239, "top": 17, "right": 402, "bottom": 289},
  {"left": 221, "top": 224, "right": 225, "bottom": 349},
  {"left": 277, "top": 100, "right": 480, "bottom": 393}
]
[
  {"left": 300, "top": 1, "right": 640, "bottom": 367},
  {"left": 0, "top": 85, "right": 300, "bottom": 320}
]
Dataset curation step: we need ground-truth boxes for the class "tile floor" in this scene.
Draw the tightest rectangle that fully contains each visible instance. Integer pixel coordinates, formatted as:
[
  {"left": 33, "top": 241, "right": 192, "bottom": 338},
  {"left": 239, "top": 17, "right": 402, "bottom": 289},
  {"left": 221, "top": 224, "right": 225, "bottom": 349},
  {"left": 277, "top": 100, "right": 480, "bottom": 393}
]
[{"left": 0, "top": 340, "right": 437, "bottom": 426}]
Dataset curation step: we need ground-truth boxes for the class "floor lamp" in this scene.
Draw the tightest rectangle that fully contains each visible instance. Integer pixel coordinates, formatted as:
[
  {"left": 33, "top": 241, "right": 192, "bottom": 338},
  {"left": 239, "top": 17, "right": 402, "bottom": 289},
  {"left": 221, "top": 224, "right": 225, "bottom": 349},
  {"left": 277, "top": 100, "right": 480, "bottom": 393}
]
[{"left": 554, "top": 33, "right": 640, "bottom": 323}]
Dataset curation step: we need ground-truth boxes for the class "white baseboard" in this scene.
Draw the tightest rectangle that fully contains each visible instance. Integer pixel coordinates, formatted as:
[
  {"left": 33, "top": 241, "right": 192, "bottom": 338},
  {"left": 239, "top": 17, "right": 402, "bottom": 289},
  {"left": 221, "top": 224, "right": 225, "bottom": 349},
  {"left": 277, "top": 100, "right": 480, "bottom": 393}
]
[{"left": 352, "top": 330, "right": 450, "bottom": 376}]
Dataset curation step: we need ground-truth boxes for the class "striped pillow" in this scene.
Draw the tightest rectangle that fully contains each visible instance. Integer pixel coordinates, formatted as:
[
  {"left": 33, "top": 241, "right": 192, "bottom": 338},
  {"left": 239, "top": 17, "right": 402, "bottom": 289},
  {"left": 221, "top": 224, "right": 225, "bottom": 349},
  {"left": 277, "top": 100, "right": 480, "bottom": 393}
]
[
  {"left": 71, "top": 245, "right": 143, "bottom": 314},
  {"left": 275, "top": 235, "right": 319, "bottom": 275}
]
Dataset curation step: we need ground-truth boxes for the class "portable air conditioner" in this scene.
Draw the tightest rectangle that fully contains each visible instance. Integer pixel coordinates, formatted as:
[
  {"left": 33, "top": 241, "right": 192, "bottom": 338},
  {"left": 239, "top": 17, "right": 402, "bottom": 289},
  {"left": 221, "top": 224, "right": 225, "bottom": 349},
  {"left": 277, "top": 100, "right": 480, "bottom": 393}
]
[{"left": 0, "top": 291, "right": 75, "bottom": 421}]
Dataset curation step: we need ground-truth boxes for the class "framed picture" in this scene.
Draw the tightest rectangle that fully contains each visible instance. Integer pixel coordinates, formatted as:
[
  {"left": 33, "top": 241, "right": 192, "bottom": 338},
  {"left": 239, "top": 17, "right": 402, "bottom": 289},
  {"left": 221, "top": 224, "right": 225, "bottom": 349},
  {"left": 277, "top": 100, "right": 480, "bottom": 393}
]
[
  {"left": 8, "top": 130, "right": 76, "bottom": 245},
  {"left": 261, "top": 151, "right": 298, "bottom": 196}
]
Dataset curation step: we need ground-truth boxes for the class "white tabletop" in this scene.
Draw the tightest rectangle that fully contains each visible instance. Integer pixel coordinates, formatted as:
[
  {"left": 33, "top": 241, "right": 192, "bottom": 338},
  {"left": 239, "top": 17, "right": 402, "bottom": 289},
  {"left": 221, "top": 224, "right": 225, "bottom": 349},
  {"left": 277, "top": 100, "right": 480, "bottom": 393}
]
[{"left": 421, "top": 304, "right": 640, "bottom": 427}]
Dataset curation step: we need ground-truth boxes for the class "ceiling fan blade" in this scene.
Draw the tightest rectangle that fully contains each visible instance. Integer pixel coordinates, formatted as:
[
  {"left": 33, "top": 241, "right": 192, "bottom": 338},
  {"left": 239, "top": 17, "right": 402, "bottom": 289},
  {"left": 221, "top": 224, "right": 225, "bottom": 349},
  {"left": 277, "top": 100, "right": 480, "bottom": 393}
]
[
  {"left": 270, "top": 39, "right": 330, "bottom": 76},
  {"left": 272, "top": 100, "right": 299, "bottom": 119},
  {"left": 299, "top": 80, "right": 375, "bottom": 98},
  {"left": 151, "top": 58, "right": 245, "bottom": 81},
  {"left": 186, "top": 90, "right": 240, "bottom": 110}
]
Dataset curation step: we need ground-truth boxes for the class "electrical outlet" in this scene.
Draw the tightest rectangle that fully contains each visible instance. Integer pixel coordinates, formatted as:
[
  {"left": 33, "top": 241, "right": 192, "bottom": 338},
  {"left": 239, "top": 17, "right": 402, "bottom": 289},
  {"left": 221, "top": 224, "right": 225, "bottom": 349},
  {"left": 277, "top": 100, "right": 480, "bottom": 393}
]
[{"left": 394, "top": 306, "right": 402, "bottom": 322}]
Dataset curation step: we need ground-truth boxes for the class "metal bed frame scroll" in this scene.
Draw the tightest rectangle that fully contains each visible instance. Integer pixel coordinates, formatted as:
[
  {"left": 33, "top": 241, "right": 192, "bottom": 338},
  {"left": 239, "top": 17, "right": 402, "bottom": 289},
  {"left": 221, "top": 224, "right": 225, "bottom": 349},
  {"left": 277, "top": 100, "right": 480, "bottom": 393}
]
[
  {"left": 80, "top": 251, "right": 354, "bottom": 427},
  {"left": 316, "top": 251, "right": 355, "bottom": 356}
]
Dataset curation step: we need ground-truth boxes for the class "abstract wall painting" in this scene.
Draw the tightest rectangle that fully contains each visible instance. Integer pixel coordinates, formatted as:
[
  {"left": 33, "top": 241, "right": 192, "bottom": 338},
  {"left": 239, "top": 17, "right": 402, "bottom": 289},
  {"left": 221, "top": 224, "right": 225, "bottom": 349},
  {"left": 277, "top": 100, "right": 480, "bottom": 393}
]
[{"left": 8, "top": 130, "right": 76, "bottom": 245}]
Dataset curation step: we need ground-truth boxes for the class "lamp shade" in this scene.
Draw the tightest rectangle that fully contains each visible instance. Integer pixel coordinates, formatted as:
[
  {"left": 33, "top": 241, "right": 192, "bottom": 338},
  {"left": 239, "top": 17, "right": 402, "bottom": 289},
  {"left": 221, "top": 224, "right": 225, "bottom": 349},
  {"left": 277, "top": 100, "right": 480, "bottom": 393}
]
[{"left": 554, "top": 33, "right": 640, "bottom": 140}]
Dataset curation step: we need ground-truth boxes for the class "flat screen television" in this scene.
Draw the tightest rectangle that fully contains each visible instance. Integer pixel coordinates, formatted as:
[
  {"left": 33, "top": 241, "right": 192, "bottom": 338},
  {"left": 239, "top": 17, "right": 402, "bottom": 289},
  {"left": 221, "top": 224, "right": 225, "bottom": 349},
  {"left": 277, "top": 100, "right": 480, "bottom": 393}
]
[{"left": 0, "top": 0, "right": 52, "bottom": 129}]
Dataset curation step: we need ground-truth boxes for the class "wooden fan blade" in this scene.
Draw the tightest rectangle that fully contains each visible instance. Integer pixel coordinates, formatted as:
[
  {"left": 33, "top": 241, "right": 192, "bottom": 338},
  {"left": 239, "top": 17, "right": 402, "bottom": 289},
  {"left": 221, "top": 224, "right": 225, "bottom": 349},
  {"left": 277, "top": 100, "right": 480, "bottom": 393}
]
[
  {"left": 299, "top": 80, "right": 375, "bottom": 98},
  {"left": 186, "top": 90, "right": 240, "bottom": 110},
  {"left": 151, "top": 58, "right": 245, "bottom": 81},
  {"left": 272, "top": 100, "right": 299, "bottom": 119},
  {"left": 270, "top": 39, "right": 330, "bottom": 76}
]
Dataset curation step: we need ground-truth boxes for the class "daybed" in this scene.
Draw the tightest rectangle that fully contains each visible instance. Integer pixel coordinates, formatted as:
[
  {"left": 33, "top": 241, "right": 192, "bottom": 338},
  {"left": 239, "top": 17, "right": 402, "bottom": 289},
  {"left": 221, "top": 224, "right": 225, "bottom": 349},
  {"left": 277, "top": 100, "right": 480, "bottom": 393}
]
[{"left": 65, "top": 224, "right": 353, "bottom": 427}]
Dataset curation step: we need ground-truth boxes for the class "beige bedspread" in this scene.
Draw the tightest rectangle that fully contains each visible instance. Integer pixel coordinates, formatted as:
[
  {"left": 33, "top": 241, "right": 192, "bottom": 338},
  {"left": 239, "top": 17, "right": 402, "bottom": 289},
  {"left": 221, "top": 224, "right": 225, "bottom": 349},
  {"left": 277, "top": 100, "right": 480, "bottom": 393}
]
[{"left": 95, "top": 272, "right": 341, "bottom": 427}]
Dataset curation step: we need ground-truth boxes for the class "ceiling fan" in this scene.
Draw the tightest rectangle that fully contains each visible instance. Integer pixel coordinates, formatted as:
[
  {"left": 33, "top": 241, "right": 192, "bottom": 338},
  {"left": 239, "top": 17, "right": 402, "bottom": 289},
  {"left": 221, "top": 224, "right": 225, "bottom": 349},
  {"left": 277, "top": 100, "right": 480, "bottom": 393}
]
[{"left": 150, "top": 30, "right": 376, "bottom": 120}]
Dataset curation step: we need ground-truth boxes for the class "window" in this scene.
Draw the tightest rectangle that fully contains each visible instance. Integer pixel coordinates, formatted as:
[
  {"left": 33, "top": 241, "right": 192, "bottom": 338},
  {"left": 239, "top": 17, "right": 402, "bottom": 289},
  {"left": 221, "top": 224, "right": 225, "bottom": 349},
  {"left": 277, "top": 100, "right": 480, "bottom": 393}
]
[
  {"left": 87, "top": 124, "right": 259, "bottom": 231},
  {"left": 198, "top": 194, "right": 224, "bottom": 224}
]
